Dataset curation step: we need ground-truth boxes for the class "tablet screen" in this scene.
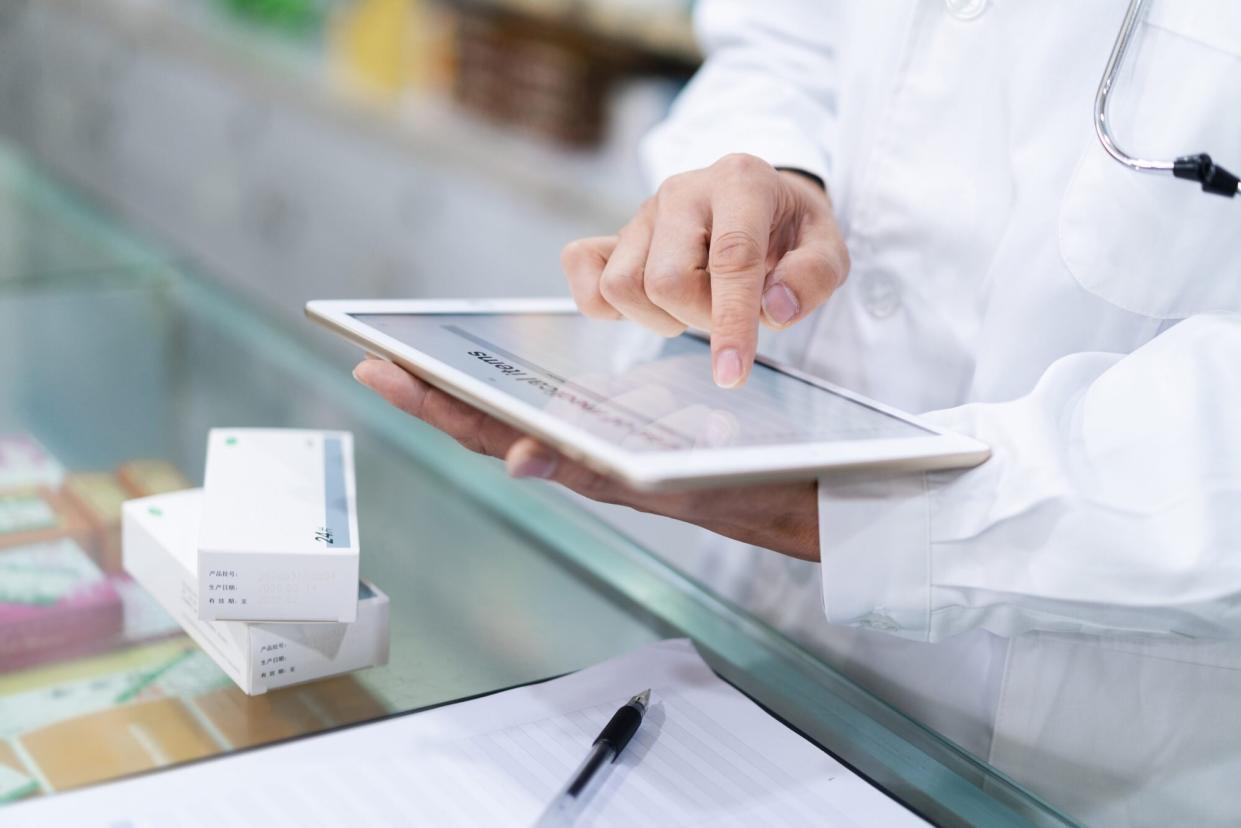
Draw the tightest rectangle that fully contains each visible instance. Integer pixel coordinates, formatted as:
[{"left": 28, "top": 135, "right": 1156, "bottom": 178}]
[{"left": 352, "top": 313, "right": 931, "bottom": 452}]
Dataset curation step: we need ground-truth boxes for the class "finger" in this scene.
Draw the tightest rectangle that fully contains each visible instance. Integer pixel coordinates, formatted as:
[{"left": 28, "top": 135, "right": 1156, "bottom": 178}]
[
  {"left": 505, "top": 437, "right": 773, "bottom": 533},
  {"left": 598, "top": 205, "right": 687, "bottom": 337},
  {"left": 708, "top": 157, "right": 778, "bottom": 387},
  {"left": 353, "top": 360, "right": 521, "bottom": 459},
  {"left": 760, "top": 222, "right": 849, "bottom": 330},
  {"left": 505, "top": 436, "right": 615, "bottom": 499},
  {"left": 506, "top": 437, "right": 664, "bottom": 510},
  {"left": 561, "top": 236, "right": 621, "bottom": 320},
  {"left": 353, "top": 359, "right": 429, "bottom": 415},
  {"left": 644, "top": 179, "right": 712, "bottom": 330}
]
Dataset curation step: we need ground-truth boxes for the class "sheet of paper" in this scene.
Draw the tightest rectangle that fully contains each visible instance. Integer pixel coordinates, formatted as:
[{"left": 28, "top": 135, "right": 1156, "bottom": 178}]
[{"left": 5, "top": 639, "right": 925, "bottom": 827}]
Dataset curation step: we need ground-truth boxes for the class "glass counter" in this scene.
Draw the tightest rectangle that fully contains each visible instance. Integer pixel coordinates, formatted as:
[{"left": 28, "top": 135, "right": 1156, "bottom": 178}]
[{"left": 0, "top": 146, "right": 1075, "bottom": 826}]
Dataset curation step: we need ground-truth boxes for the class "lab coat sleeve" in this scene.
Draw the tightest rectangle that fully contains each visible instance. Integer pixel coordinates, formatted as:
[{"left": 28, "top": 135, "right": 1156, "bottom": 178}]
[
  {"left": 639, "top": 0, "right": 841, "bottom": 187},
  {"left": 818, "top": 314, "right": 1241, "bottom": 641}
]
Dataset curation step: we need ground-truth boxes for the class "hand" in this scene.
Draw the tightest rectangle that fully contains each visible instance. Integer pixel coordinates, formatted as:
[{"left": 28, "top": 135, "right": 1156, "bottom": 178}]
[
  {"left": 353, "top": 358, "right": 820, "bottom": 561},
  {"left": 561, "top": 155, "right": 849, "bottom": 389}
]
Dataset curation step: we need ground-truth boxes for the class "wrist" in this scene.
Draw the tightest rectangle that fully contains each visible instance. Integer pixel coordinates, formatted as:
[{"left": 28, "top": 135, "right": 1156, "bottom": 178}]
[{"left": 760, "top": 480, "right": 821, "bottom": 561}]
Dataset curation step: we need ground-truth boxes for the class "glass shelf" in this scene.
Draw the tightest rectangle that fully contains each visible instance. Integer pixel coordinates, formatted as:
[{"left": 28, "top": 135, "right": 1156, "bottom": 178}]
[{"left": 0, "top": 146, "right": 1076, "bottom": 826}]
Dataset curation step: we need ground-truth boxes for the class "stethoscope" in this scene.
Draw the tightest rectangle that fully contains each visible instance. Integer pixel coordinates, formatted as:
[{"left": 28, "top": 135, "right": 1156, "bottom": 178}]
[{"left": 1096, "top": 0, "right": 1239, "bottom": 197}]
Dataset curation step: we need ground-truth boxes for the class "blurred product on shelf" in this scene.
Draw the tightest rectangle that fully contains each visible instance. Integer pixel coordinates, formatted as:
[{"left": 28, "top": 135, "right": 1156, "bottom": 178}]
[
  {"left": 0, "top": 0, "right": 694, "bottom": 323},
  {"left": 0, "top": 539, "right": 124, "bottom": 672},
  {"left": 0, "top": 632, "right": 385, "bottom": 799},
  {"left": 60, "top": 473, "right": 130, "bottom": 574},
  {"left": 453, "top": 9, "right": 609, "bottom": 145},
  {"left": 444, "top": 0, "right": 697, "bottom": 62},
  {"left": 330, "top": 0, "right": 455, "bottom": 96},
  {"left": 215, "top": 0, "right": 331, "bottom": 34},
  {"left": 116, "top": 460, "right": 192, "bottom": 499},
  {"left": 0, "top": 438, "right": 194, "bottom": 671},
  {"left": 192, "top": 673, "right": 388, "bottom": 748},
  {"left": 439, "top": 1, "right": 694, "bottom": 147},
  {"left": 23, "top": 697, "right": 220, "bottom": 791},
  {"left": 39, "top": 461, "right": 188, "bottom": 574},
  {"left": 0, "top": 641, "right": 228, "bottom": 743},
  {"left": 0, "top": 762, "right": 37, "bottom": 804},
  {"left": 0, "top": 435, "right": 65, "bottom": 490},
  {"left": 0, "top": 487, "right": 94, "bottom": 554}
]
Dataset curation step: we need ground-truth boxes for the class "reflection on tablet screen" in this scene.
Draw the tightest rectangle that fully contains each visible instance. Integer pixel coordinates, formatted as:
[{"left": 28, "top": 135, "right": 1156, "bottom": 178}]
[{"left": 352, "top": 313, "right": 930, "bottom": 452}]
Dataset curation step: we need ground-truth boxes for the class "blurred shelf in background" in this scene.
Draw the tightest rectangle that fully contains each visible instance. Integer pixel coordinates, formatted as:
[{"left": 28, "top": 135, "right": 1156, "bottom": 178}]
[
  {"left": 0, "top": 0, "right": 697, "bottom": 333},
  {"left": 444, "top": 0, "right": 699, "bottom": 64}
]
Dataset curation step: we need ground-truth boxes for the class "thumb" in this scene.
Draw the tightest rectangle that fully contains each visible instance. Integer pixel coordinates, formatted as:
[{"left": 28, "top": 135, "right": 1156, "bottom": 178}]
[
  {"left": 760, "top": 240, "right": 849, "bottom": 329},
  {"left": 505, "top": 437, "right": 613, "bottom": 501}
]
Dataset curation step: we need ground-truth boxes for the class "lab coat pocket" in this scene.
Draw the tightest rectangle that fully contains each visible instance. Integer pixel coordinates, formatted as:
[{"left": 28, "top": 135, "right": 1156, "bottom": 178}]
[{"left": 1059, "top": 2, "right": 1241, "bottom": 319}]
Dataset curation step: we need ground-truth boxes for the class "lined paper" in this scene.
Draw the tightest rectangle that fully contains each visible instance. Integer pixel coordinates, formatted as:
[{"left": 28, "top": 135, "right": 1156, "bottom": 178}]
[{"left": 6, "top": 640, "right": 924, "bottom": 827}]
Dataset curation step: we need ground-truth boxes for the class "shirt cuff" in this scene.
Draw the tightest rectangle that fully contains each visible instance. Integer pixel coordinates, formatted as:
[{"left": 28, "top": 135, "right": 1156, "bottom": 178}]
[{"left": 818, "top": 471, "right": 935, "bottom": 642}]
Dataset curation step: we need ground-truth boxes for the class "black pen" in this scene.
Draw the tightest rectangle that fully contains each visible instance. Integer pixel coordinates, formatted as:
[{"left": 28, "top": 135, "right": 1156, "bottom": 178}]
[{"left": 533, "top": 689, "right": 651, "bottom": 827}]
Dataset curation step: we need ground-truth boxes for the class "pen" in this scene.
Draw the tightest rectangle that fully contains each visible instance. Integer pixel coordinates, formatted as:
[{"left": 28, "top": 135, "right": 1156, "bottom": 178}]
[{"left": 533, "top": 689, "right": 651, "bottom": 827}]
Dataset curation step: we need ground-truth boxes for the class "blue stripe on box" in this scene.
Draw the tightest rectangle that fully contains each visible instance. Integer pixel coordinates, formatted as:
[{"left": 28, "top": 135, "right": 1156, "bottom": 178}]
[{"left": 323, "top": 436, "right": 351, "bottom": 548}]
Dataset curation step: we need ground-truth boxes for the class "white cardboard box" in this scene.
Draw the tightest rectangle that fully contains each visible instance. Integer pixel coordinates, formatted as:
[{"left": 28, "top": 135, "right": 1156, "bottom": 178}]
[
  {"left": 199, "top": 428, "right": 360, "bottom": 622},
  {"left": 123, "top": 489, "right": 388, "bottom": 695}
]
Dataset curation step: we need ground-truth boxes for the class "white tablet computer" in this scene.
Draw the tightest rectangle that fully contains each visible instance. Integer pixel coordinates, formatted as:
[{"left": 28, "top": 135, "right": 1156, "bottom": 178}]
[{"left": 306, "top": 299, "right": 989, "bottom": 491}]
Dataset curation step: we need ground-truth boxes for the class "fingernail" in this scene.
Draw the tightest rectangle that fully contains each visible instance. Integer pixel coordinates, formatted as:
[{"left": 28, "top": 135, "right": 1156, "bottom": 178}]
[
  {"left": 762, "top": 283, "right": 799, "bottom": 326},
  {"left": 713, "top": 348, "right": 743, "bottom": 388},
  {"left": 352, "top": 362, "right": 374, "bottom": 388},
  {"left": 510, "top": 449, "right": 558, "bottom": 480}
]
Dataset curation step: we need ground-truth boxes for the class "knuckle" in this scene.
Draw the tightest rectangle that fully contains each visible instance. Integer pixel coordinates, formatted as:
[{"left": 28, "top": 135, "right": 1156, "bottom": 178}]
[
  {"left": 475, "top": 419, "right": 511, "bottom": 459},
  {"left": 804, "top": 249, "right": 840, "bottom": 287},
  {"left": 617, "top": 214, "right": 649, "bottom": 243},
  {"left": 657, "top": 170, "right": 702, "bottom": 201},
  {"left": 715, "top": 152, "right": 769, "bottom": 179},
  {"left": 657, "top": 172, "right": 688, "bottom": 198},
  {"left": 625, "top": 199, "right": 656, "bottom": 231},
  {"left": 835, "top": 241, "right": 852, "bottom": 283},
  {"left": 598, "top": 267, "right": 640, "bottom": 303},
  {"left": 709, "top": 230, "right": 765, "bottom": 275},
  {"left": 560, "top": 239, "right": 589, "bottom": 269},
  {"left": 644, "top": 266, "right": 686, "bottom": 303},
  {"left": 458, "top": 432, "right": 485, "bottom": 454}
]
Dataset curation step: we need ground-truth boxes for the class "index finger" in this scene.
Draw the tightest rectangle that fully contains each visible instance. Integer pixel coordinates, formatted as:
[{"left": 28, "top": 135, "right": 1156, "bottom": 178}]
[{"left": 707, "top": 162, "right": 777, "bottom": 388}]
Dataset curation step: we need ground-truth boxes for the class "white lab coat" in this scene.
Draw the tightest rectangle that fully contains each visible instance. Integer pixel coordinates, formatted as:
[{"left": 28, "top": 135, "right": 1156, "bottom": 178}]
[{"left": 638, "top": 1, "right": 1241, "bottom": 825}]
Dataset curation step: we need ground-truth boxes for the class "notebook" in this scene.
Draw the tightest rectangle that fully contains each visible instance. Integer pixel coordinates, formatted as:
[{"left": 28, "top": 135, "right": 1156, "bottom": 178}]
[{"left": 6, "top": 639, "right": 924, "bottom": 826}]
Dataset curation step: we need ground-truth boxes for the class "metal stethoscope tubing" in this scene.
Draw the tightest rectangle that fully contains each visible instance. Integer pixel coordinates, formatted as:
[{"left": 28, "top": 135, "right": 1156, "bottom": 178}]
[{"left": 1094, "top": 0, "right": 1239, "bottom": 197}]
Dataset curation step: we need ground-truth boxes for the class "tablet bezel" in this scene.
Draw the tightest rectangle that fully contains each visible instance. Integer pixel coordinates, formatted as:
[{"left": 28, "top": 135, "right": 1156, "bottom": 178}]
[{"left": 306, "top": 298, "right": 990, "bottom": 491}]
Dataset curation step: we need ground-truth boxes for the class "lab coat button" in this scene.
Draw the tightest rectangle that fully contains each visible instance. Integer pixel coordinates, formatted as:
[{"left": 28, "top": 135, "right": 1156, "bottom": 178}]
[
  {"left": 944, "top": 0, "right": 987, "bottom": 20},
  {"left": 861, "top": 271, "right": 902, "bottom": 319}
]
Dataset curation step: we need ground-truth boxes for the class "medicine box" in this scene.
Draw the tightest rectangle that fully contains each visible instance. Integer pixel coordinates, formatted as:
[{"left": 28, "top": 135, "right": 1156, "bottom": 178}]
[
  {"left": 123, "top": 489, "right": 388, "bottom": 696},
  {"left": 199, "top": 429, "right": 360, "bottom": 622},
  {"left": 0, "top": 486, "right": 93, "bottom": 554},
  {"left": 0, "top": 538, "right": 123, "bottom": 672},
  {"left": 0, "top": 434, "right": 64, "bottom": 490}
]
